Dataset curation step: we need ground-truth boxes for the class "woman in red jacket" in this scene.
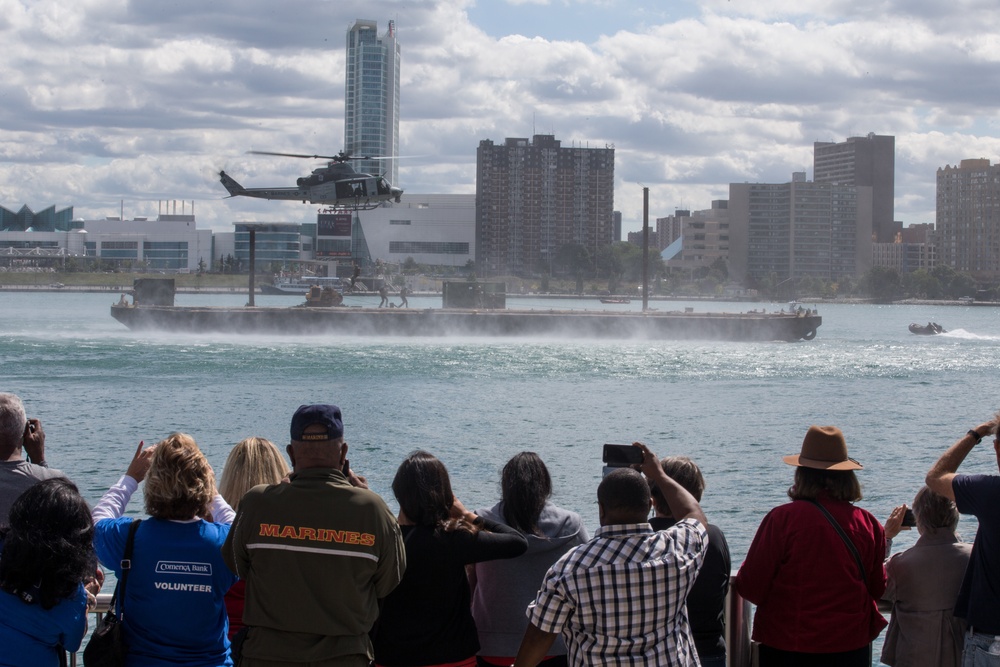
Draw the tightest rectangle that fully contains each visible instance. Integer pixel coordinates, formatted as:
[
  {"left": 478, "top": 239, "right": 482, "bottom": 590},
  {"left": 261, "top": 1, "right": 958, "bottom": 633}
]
[{"left": 735, "top": 425, "right": 887, "bottom": 667}]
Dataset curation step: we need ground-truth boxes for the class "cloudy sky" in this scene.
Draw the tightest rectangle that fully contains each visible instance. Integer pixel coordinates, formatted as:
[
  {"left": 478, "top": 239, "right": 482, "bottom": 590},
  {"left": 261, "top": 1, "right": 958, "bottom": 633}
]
[{"left": 3, "top": 0, "right": 999, "bottom": 234}]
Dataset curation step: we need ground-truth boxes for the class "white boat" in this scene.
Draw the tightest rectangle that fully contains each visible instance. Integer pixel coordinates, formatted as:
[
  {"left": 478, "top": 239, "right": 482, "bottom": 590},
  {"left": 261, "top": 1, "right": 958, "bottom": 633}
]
[{"left": 260, "top": 276, "right": 344, "bottom": 296}]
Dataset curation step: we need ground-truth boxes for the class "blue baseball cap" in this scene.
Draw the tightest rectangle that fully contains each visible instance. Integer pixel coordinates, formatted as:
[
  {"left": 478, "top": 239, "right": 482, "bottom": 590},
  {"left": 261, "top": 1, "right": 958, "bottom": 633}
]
[{"left": 290, "top": 404, "right": 344, "bottom": 442}]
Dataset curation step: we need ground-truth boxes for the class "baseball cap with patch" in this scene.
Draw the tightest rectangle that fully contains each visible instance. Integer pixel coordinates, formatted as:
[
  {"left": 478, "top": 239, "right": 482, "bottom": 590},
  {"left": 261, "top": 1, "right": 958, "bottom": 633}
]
[{"left": 290, "top": 404, "right": 344, "bottom": 442}]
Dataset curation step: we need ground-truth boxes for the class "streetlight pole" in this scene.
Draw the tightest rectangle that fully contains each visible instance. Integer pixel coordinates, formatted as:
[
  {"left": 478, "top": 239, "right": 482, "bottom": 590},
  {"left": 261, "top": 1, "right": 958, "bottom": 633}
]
[
  {"left": 248, "top": 228, "right": 256, "bottom": 307},
  {"left": 642, "top": 187, "right": 649, "bottom": 312}
]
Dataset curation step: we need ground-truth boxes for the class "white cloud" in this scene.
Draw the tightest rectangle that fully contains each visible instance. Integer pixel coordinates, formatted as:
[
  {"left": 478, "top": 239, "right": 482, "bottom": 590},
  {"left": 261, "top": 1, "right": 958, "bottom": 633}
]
[{"left": 0, "top": 0, "right": 994, "bottom": 234}]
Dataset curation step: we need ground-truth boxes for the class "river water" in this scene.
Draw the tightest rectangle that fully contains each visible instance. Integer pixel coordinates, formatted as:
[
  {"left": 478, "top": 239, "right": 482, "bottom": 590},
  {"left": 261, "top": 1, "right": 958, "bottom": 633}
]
[
  {"left": 6, "top": 290, "right": 1000, "bottom": 559},
  {"left": 5, "top": 290, "right": 1000, "bottom": 663}
]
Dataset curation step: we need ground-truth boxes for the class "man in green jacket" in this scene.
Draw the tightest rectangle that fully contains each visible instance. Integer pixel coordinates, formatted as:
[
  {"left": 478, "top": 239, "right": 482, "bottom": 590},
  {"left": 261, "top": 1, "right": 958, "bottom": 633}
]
[{"left": 223, "top": 404, "right": 406, "bottom": 667}]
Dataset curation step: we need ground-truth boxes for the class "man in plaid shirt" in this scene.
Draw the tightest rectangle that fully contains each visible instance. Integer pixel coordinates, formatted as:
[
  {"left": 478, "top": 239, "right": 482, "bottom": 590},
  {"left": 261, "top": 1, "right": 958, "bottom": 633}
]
[{"left": 514, "top": 442, "right": 708, "bottom": 666}]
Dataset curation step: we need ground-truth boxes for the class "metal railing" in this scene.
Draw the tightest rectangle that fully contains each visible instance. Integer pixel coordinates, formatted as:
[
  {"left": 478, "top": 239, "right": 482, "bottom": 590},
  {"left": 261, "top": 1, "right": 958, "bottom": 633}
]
[{"left": 74, "top": 591, "right": 754, "bottom": 666}]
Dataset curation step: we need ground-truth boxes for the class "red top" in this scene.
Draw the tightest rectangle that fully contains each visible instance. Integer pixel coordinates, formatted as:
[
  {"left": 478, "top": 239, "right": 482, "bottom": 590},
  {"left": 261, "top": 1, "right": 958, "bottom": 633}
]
[
  {"left": 224, "top": 579, "right": 246, "bottom": 640},
  {"left": 735, "top": 497, "right": 887, "bottom": 653}
]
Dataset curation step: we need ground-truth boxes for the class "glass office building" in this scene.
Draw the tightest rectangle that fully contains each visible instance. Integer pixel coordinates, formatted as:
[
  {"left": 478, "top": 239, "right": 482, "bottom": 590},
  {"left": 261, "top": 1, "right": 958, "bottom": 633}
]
[
  {"left": 234, "top": 223, "right": 303, "bottom": 269},
  {"left": 344, "top": 19, "right": 400, "bottom": 187}
]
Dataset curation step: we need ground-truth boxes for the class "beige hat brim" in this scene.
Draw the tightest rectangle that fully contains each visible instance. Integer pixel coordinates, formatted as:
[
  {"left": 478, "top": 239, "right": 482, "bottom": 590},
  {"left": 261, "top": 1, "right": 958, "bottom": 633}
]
[{"left": 783, "top": 454, "right": 863, "bottom": 471}]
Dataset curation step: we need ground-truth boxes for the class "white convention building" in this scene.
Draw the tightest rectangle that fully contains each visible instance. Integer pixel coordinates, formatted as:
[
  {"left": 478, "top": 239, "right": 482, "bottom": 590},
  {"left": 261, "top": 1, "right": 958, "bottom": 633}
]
[{"left": 353, "top": 194, "right": 475, "bottom": 269}]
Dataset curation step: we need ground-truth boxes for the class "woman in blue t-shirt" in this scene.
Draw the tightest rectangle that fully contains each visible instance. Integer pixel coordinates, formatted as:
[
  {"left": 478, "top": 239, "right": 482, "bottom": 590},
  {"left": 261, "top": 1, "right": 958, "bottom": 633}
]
[
  {"left": 92, "top": 434, "right": 238, "bottom": 667},
  {"left": 0, "top": 478, "right": 102, "bottom": 667}
]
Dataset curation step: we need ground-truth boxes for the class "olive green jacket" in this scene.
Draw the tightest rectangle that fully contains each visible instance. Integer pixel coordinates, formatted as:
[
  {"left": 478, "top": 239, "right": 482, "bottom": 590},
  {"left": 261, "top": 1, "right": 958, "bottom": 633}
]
[{"left": 222, "top": 468, "right": 405, "bottom": 662}]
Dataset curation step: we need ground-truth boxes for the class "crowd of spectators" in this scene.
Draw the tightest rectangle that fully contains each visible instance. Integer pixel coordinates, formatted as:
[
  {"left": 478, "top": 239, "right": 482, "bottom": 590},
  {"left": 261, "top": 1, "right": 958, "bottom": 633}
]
[{"left": 1, "top": 389, "right": 999, "bottom": 667}]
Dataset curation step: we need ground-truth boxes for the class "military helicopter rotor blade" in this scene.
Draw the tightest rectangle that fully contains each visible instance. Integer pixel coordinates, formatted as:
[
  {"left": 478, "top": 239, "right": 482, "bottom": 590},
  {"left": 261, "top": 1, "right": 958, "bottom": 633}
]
[
  {"left": 246, "top": 150, "right": 420, "bottom": 165},
  {"left": 354, "top": 155, "right": 412, "bottom": 161},
  {"left": 246, "top": 150, "right": 341, "bottom": 160}
]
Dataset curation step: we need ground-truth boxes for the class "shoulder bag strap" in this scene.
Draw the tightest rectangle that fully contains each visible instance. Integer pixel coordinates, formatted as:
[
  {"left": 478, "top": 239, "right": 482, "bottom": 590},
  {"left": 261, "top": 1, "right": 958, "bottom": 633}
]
[
  {"left": 805, "top": 499, "right": 866, "bottom": 581},
  {"left": 106, "top": 579, "right": 121, "bottom": 612},
  {"left": 118, "top": 518, "right": 142, "bottom": 619}
]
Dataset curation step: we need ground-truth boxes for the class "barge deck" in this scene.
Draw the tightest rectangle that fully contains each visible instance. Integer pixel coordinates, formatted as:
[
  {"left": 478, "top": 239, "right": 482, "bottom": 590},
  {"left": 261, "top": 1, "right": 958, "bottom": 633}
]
[{"left": 110, "top": 304, "right": 821, "bottom": 342}]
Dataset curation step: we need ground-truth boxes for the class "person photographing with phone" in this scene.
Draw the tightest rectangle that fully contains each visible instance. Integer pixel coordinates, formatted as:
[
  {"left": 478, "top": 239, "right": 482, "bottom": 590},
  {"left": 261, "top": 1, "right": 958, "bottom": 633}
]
[
  {"left": 514, "top": 441, "right": 707, "bottom": 667},
  {"left": 0, "top": 392, "right": 66, "bottom": 521},
  {"left": 926, "top": 414, "right": 1000, "bottom": 665},
  {"left": 880, "top": 486, "right": 971, "bottom": 667}
]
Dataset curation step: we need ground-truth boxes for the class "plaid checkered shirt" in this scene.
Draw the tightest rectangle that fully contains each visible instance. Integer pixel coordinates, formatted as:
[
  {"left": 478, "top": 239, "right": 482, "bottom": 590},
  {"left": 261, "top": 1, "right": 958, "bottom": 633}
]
[{"left": 526, "top": 518, "right": 708, "bottom": 666}]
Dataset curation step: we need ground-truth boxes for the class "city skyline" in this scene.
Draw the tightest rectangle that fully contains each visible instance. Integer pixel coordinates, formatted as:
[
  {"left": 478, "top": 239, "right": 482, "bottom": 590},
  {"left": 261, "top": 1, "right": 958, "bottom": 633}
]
[{"left": 0, "top": 0, "right": 997, "bottom": 234}]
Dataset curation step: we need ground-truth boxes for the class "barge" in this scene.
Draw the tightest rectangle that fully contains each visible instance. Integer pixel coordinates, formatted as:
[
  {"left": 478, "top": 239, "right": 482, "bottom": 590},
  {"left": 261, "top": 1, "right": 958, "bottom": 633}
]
[
  {"left": 110, "top": 279, "right": 820, "bottom": 341},
  {"left": 110, "top": 304, "right": 818, "bottom": 341}
]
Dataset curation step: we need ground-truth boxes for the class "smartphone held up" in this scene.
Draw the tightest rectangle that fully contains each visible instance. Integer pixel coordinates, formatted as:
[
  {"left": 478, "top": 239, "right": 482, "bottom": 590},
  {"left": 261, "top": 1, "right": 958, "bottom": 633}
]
[{"left": 603, "top": 444, "right": 643, "bottom": 469}]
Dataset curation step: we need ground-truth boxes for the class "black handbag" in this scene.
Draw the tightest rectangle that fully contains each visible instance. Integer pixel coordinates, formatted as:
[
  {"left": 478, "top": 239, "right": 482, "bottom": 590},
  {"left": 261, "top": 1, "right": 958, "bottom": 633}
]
[{"left": 83, "top": 519, "right": 141, "bottom": 667}]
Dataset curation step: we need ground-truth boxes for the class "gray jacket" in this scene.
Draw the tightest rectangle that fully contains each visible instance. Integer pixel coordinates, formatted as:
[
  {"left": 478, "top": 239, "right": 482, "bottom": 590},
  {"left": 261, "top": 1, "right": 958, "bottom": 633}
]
[
  {"left": 0, "top": 460, "right": 65, "bottom": 522},
  {"left": 470, "top": 501, "right": 589, "bottom": 658}
]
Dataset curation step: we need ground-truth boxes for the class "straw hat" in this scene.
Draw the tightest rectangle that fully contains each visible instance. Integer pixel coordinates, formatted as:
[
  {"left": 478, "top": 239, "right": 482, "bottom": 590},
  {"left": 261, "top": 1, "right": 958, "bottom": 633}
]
[{"left": 782, "top": 425, "right": 863, "bottom": 471}]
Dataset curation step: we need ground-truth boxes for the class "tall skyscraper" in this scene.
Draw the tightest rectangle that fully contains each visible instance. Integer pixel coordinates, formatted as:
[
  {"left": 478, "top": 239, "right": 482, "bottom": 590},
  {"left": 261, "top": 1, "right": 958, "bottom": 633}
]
[
  {"left": 814, "top": 133, "right": 896, "bottom": 243},
  {"left": 937, "top": 158, "right": 1000, "bottom": 279},
  {"left": 476, "top": 135, "right": 615, "bottom": 277},
  {"left": 344, "top": 19, "right": 400, "bottom": 187}
]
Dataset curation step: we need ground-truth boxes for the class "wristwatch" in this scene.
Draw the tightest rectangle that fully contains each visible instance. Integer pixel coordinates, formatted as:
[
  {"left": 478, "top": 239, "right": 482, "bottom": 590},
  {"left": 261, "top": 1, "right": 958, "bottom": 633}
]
[{"left": 967, "top": 429, "right": 983, "bottom": 444}]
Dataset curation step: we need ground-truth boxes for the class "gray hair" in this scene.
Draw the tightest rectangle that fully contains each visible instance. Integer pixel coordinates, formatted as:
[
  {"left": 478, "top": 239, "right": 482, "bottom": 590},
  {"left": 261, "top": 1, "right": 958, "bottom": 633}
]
[
  {"left": 913, "top": 485, "right": 959, "bottom": 534},
  {"left": 0, "top": 393, "right": 27, "bottom": 450}
]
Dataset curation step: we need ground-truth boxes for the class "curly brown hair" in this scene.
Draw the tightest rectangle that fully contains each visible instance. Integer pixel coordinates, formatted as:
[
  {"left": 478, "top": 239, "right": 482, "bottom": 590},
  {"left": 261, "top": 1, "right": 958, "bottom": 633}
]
[{"left": 144, "top": 433, "right": 215, "bottom": 520}]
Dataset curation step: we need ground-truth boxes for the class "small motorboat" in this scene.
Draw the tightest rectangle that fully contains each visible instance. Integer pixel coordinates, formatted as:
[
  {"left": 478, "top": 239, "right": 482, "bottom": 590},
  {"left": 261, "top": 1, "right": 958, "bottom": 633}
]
[
  {"left": 909, "top": 322, "right": 946, "bottom": 335},
  {"left": 600, "top": 298, "right": 631, "bottom": 304}
]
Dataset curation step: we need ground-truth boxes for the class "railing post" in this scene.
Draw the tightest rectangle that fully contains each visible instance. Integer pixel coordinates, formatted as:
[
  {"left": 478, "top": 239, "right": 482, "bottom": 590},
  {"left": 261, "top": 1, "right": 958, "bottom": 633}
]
[{"left": 727, "top": 573, "right": 753, "bottom": 667}]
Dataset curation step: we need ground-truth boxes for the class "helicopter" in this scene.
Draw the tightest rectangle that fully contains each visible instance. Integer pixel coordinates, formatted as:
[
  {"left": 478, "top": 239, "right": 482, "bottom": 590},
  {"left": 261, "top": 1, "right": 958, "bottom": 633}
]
[{"left": 218, "top": 150, "right": 403, "bottom": 210}]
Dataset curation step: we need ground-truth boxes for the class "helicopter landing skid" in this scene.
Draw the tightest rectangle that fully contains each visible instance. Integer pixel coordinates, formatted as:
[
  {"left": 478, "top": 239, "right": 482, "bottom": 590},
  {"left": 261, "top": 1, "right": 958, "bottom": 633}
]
[{"left": 323, "top": 199, "right": 386, "bottom": 211}]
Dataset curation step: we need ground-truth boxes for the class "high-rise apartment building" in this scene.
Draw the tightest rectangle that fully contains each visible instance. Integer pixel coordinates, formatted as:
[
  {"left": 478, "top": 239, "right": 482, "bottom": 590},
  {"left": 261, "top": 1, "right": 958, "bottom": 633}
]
[
  {"left": 660, "top": 202, "right": 731, "bottom": 273},
  {"left": 656, "top": 210, "right": 688, "bottom": 251},
  {"left": 344, "top": 20, "right": 400, "bottom": 187},
  {"left": 814, "top": 133, "right": 896, "bottom": 243},
  {"left": 728, "top": 174, "right": 873, "bottom": 284},
  {"left": 871, "top": 223, "right": 936, "bottom": 274},
  {"left": 627, "top": 229, "right": 660, "bottom": 248},
  {"left": 476, "top": 135, "right": 614, "bottom": 277},
  {"left": 936, "top": 158, "right": 1000, "bottom": 279}
]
